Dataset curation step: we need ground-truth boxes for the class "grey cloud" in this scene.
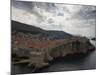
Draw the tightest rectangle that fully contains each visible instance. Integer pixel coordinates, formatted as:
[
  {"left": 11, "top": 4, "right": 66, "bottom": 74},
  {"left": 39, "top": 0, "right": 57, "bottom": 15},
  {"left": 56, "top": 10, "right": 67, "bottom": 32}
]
[
  {"left": 47, "top": 18, "right": 54, "bottom": 24},
  {"left": 72, "top": 5, "right": 96, "bottom": 20},
  {"left": 12, "top": 1, "right": 46, "bottom": 22},
  {"left": 63, "top": 7, "right": 71, "bottom": 14},
  {"left": 12, "top": 0, "right": 33, "bottom": 12},
  {"left": 32, "top": 2, "right": 56, "bottom": 10}
]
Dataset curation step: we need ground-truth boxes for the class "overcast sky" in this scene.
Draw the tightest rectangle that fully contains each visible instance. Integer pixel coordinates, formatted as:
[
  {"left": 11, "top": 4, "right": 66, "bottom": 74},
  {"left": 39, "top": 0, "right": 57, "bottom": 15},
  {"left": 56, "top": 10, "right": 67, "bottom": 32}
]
[{"left": 12, "top": 0, "right": 96, "bottom": 38}]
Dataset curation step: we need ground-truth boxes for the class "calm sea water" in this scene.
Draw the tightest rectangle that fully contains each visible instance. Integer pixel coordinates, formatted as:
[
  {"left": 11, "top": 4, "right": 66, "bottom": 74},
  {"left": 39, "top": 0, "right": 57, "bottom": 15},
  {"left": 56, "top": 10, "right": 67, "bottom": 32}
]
[{"left": 11, "top": 40, "right": 96, "bottom": 75}]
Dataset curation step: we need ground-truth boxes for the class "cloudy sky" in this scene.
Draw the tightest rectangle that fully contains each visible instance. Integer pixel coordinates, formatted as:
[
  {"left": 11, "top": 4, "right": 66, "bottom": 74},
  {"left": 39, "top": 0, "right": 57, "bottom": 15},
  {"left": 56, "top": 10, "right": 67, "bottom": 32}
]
[{"left": 12, "top": 0, "right": 96, "bottom": 38}]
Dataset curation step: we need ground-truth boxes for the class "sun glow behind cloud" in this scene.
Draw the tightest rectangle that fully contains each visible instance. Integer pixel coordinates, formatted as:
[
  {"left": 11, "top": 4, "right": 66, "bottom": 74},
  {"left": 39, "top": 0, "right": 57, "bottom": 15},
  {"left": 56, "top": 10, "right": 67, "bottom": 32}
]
[{"left": 12, "top": 0, "right": 96, "bottom": 38}]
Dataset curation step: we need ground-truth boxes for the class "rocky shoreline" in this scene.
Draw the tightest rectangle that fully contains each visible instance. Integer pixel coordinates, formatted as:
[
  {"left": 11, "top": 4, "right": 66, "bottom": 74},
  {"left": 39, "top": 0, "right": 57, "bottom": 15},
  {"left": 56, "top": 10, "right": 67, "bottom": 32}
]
[{"left": 11, "top": 20, "right": 95, "bottom": 72}]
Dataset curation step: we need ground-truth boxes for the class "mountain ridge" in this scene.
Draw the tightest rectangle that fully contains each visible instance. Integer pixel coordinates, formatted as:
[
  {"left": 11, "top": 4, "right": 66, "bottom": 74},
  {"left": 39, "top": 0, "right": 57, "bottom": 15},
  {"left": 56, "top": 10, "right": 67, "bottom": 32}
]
[{"left": 12, "top": 20, "right": 72, "bottom": 39}]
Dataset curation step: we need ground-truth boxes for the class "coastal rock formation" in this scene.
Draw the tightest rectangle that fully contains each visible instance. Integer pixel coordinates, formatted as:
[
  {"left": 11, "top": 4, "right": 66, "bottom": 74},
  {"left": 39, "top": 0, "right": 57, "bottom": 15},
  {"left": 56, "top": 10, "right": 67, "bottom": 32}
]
[{"left": 12, "top": 20, "right": 95, "bottom": 71}]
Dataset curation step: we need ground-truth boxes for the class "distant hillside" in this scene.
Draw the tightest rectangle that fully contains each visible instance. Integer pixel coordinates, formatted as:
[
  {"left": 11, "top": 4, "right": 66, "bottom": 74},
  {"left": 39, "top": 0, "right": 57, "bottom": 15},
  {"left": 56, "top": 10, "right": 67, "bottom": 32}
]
[
  {"left": 45, "top": 30, "right": 72, "bottom": 39},
  {"left": 12, "top": 20, "right": 45, "bottom": 34},
  {"left": 12, "top": 20, "right": 72, "bottom": 39}
]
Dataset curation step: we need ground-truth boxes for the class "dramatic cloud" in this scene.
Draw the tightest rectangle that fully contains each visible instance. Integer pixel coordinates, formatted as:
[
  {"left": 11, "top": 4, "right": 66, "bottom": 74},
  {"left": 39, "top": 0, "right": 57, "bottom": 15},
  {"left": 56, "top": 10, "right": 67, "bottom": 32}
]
[{"left": 12, "top": 0, "right": 96, "bottom": 38}]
